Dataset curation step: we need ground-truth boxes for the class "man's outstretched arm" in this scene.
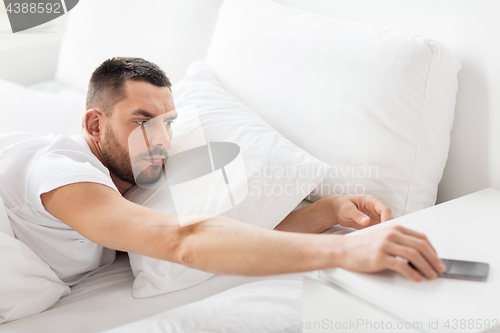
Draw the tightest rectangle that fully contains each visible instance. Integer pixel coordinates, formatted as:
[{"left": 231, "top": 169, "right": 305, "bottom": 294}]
[{"left": 41, "top": 182, "right": 444, "bottom": 281}]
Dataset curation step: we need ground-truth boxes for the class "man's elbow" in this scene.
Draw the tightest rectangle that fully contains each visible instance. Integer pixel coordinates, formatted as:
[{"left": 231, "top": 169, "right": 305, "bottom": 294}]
[
  {"left": 170, "top": 226, "right": 197, "bottom": 267},
  {"left": 176, "top": 242, "right": 195, "bottom": 267}
]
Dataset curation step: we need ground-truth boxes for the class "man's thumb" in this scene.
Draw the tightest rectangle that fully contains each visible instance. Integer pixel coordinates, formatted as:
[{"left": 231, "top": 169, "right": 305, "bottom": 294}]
[{"left": 355, "top": 212, "right": 370, "bottom": 225}]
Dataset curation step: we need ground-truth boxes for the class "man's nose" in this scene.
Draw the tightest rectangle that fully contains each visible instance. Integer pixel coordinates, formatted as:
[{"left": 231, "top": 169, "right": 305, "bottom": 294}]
[{"left": 146, "top": 122, "right": 171, "bottom": 150}]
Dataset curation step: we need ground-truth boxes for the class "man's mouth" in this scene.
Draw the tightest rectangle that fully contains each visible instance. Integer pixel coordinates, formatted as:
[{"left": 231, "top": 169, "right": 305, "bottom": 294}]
[{"left": 143, "top": 155, "right": 165, "bottom": 165}]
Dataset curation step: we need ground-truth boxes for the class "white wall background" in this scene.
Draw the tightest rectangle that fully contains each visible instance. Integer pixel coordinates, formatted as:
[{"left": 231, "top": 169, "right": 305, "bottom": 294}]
[
  {"left": 0, "top": 1, "right": 67, "bottom": 85},
  {"left": 276, "top": 0, "right": 498, "bottom": 203}
]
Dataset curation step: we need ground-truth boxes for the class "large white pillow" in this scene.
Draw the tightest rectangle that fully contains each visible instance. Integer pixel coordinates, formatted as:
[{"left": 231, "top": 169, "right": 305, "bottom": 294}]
[
  {"left": 55, "top": 0, "right": 224, "bottom": 93},
  {"left": 0, "top": 196, "right": 70, "bottom": 324},
  {"left": 124, "top": 61, "right": 327, "bottom": 298},
  {"left": 206, "top": 0, "right": 462, "bottom": 217},
  {"left": 0, "top": 78, "right": 85, "bottom": 136}
]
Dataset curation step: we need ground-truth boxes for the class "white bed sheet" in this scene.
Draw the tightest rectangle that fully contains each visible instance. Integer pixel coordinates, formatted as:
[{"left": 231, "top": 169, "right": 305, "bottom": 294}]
[
  {"left": 0, "top": 251, "right": 302, "bottom": 333},
  {"left": 104, "top": 280, "right": 303, "bottom": 333}
]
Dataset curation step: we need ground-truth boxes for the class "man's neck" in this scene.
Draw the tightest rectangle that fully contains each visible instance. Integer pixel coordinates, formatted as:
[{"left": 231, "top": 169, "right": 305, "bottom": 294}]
[{"left": 109, "top": 174, "right": 134, "bottom": 195}]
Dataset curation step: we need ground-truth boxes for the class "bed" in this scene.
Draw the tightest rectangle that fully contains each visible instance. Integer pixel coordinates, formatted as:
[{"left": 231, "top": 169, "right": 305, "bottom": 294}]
[{"left": 0, "top": 250, "right": 303, "bottom": 333}]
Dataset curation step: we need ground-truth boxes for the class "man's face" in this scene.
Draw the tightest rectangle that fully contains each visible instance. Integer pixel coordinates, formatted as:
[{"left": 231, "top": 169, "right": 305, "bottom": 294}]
[{"left": 100, "top": 80, "right": 177, "bottom": 187}]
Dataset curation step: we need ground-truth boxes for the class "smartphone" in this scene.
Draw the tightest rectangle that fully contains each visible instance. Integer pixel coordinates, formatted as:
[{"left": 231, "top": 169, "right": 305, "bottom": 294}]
[
  {"left": 409, "top": 258, "right": 489, "bottom": 281},
  {"left": 438, "top": 259, "right": 489, "bottom": 281}
]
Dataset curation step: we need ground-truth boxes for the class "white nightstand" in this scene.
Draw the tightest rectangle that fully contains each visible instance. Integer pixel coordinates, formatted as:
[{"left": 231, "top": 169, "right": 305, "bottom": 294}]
[{"left": 304, "top": 188, "right": 500, "bottom": 333}]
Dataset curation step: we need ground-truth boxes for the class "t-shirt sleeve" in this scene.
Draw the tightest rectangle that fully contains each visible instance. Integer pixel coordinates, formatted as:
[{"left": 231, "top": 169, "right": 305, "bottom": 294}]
[{"left": 26, "top": 149, "right": 120, "bottom": 214}]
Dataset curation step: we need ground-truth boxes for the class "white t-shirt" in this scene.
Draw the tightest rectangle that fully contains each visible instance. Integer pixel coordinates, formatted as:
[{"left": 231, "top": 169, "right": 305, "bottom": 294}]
[{"left": 0, "top": 133, "right": 119, "bottom": 286}]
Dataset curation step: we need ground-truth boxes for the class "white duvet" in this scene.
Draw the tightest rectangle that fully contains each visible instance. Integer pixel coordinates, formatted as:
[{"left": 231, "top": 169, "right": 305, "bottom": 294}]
[{"left": 103, "top": 280, "right": 302, "bottom": 333}]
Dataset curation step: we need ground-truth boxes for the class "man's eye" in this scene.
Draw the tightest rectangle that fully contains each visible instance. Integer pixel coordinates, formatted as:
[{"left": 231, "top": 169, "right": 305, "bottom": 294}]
[
  {"left": 136, "top": 120, "right": 150, "bottom": 126},
  {"left": 165, "top": 120, "right": 174, "bottom": 127}
]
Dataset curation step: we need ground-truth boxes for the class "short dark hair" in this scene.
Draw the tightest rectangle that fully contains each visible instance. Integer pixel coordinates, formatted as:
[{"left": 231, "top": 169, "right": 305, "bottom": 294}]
[{"left": 86, "top": 57, "right": 171, "bottom": 116}]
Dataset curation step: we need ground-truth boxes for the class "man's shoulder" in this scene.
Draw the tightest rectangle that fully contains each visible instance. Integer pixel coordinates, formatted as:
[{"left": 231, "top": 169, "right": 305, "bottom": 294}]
[
  {"left": 0, "top": 132, "right": 87, "bottom": 154},
  {"left": 0, "top": 132, "right": 119, "bottom": 211},
  {"left": 32, "top": 134, "right": 111, "bottom": 178},
  {"left": 43, "top": 133, "right": 91, "bottom": 154},
  {"left": 0, "top": 132, "right": 110, "bottom": 184},
  {"left": 0, "top": 133, "right": 98, "bottom": 171}
]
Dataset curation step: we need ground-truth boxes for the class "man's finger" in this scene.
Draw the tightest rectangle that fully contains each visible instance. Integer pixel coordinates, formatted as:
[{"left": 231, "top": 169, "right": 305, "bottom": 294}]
[
  {"left": 396, "top": 226, "right": 442, "bottom": 257},
  {"left": 380, "top": 207, "right": 393, "bottom": 222},
  {"left": 387, "top": 256, "right": 423, "bottom": 282},
  {"left": 396, "top": 232, "right": 438, "bottom": 255},
  {"left": 344, "top": 203, "right": 371, "bottom": 226},
  {"left": 387, "top": 243, "right": 438, "bottom": 279},
  {"left": 395, "top": 225, "right": 427, "bottom": 239},
  {"left": 354, "top": 195, "right": 392, "bottom": 223},
  {"left": 371, "top": 198, "right": 392, "bottom": 222},
  {"left": 392, "top": 227, "right": 445, "bottom": 273}
]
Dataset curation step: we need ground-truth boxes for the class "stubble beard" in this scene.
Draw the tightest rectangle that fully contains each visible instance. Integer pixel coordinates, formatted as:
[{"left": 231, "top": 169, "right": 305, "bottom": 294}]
[{"left": 101, "top": 124, "right": 165, "bottom": 186}]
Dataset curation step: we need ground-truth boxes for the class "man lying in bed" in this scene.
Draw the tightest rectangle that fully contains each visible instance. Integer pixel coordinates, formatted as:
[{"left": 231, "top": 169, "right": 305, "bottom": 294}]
[{"left": 1, "top": 57, "right": 446, "bottom": 287}]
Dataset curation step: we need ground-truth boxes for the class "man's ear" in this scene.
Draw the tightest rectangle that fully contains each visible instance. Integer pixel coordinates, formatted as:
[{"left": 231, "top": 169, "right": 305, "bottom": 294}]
[{"left": 83, "top": 109, "right": 104, "bottom": 142}]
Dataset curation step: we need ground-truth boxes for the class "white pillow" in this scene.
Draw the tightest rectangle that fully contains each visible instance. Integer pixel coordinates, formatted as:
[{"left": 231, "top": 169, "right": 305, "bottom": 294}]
[
  {"left": 206, "top": 0, "right": 462, "bottom": 217},
  {"left": 124, "top": 61, "right": 327, "bottom": 298},
  {"left": 55, "top": 0, "right": 224, "bottom": 92},
  {"left": 0, "top": 78, "right": 85, "bottom": 136},
  {"left": 0, "top": 197, "right": 70, "bottom": 324}
]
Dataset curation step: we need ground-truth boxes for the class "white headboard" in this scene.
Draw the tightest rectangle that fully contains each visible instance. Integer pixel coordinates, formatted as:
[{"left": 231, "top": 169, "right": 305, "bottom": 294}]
[{"left": 276, "top": 0, "right": 499, "bottom": 203}]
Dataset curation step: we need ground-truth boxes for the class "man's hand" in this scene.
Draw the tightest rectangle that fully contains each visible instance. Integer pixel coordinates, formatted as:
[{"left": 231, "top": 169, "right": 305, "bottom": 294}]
[
  {"left": 339, "top": 224, "right": 446, "bottom": 281},
  {"left": 327, "top": 194, "right": 393, "bottom": 230},
  {"left": 275, "top": 194, "right": 393, "bottom": 233}
]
